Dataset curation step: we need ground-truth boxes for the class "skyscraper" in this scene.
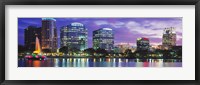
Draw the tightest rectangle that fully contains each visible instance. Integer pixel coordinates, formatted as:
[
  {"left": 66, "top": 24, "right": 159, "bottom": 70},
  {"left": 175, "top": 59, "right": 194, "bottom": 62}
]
[
  {"left": 93, "top": 28, "right": 114, "bottom": 51},
  {"left": 41, "top": 18, "right": 57, "bottom": 52},
  {"left": 162, "top": 27, "right": 176, "bottom": 48},
  {"left": 60, "top": 22, "right": 88, "bottom": 51},
  {"left": 24, "top": 26, "right": 42, "bottom": 51},
  {"left": 136, "top": 37, "right": 150, "bottom": 51}
]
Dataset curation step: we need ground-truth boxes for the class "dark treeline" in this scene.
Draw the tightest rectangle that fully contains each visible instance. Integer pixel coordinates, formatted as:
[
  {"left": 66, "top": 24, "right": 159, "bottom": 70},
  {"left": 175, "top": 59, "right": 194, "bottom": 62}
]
[{"left": 19, "top": 45, "right": 182, "bottom": 59}]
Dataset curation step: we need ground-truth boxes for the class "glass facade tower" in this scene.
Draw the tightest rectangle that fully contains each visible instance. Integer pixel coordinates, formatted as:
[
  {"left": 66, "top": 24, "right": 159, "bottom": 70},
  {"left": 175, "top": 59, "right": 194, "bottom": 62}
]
[
  {"left": 93, "top": 28, "right": 114, "bottom": 51},
  {"left": 137, "top": 37, "right": 150, "bottom": 51},
  {"left": 60, "top": 22, "right": 88, "bottom": 51},
  {"left": 41, "top": 18, "right": 58, "bottom": 52}
]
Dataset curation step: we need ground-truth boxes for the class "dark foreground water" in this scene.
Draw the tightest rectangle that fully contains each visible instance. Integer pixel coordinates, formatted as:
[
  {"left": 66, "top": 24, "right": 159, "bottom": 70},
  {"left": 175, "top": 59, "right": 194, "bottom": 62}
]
[{"left": 18, "top": 58, "right": 182, "bottom": 67}]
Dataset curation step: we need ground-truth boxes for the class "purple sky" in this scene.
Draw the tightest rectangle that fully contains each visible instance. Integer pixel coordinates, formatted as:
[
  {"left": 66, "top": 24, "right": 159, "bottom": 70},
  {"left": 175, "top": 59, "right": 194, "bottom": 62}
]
[{"left": 18, "top": 18, "right": 182, "bottom": 48}]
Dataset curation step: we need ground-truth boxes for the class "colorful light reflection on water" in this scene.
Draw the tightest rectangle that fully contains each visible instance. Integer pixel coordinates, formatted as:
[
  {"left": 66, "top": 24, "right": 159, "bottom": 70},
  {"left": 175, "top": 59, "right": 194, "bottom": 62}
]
[{"left": 18, "top": 58, "right": 182, "bottom": 67}]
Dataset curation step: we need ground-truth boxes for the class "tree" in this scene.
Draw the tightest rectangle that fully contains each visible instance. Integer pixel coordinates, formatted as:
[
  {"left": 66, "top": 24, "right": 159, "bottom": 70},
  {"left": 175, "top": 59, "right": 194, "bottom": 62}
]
[
  {"left": 83, "top": 48, "right": 95, "bottom": 56},
  {"left": 124, "top": 49, "right": 132, "bottom": 57},
  {"left": 133, "top": 50, "right": 149, "bottom": 58},
  {"left": 59, "top": 46, "right": 69, "bottom": 54},
  {"left": 96, "top": 48, "right": 108, "bottom": 56},
  {"left": 108, "top": 50, "right": 115, "bottom": 54},
  {"left": 68, "top": 47, "right": 80, "bottom": 55}
]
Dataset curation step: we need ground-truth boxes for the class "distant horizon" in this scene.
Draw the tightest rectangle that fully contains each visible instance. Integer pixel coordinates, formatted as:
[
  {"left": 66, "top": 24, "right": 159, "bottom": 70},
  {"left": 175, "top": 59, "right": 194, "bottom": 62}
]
[{"left": 18, "top": 18, "right": 182, "bottom": 48}]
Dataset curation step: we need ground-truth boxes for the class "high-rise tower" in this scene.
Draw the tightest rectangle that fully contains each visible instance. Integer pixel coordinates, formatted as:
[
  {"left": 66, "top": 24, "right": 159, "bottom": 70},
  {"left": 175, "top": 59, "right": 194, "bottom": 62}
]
[
  {"left": 93, "top": 28, "right": 114, "bottom": 51},
  {"left": 60, "top": 22, "right": 88, "bottom": 51},
  {"left": 41, "top": 18, "right": 57, "bottom": 52},
  {"left": 162, "top": 27, "right": 176, "bottom": 47}
]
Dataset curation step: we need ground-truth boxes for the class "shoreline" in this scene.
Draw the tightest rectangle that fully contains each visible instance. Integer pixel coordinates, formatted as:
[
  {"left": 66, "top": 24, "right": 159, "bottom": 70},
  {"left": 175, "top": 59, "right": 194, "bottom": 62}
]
[{"left": 18, "top": 56, "right": 182, "bottom": 59}]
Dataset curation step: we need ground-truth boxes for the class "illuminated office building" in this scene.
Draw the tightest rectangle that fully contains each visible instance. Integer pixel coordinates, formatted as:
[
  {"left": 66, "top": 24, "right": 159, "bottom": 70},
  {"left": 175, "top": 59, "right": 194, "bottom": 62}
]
[
  {"left": 137, "top": 37, "right": 150, "bottom": 51},
  {"left": 41, "top": 18, "right": 58, "bottom": 52},
  {"left": 60, "top": 22, "right": 88, "bottom": 51},
  {"left": 93, "top": 28, "right": 114, "bottom": 51},
  {"left": 24, "top": 26, "right": 42, "bottom": 51},
  {"left": 162, "top": 27, "right": 176, "bottom": 49}
]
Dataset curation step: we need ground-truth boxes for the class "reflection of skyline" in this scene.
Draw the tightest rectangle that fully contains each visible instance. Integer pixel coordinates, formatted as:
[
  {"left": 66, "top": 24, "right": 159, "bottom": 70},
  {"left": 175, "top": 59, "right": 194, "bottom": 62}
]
[
  {"left": 18, "top": 18, "right": 182, "bottom": 48},
  {"left": 18, "top": 58, "right": 182, "bottom": 67}
]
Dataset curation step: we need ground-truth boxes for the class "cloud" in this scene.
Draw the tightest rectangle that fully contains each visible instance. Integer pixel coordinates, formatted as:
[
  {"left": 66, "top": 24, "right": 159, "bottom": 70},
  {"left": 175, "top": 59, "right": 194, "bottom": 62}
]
[
  {"left": 176, "top": 35, "right": 182, "bottom": 41},
  {"left": 125, "top": 21, "right": 163, "bottom": 38},
  {"left": 21, "top": 20, "right": 39, "bottom": 25},
  {"left": 18, "top": 26, "right": 26, "bottom": 29},
  {"left": 94, "top": 20, "right": 109, "bottom": 25},
  {"left": 125, "top": 19, "right": 182, "bottom": 41},
  {"left": 111, "top": 21, "right": 125, "bottom": 28}
]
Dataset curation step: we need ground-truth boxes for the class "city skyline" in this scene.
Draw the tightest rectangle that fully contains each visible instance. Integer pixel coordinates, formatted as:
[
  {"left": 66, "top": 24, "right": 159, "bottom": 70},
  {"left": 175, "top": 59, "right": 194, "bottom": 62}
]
[{"left": 18, "top": 18, "right": 182, "bottom": 48}]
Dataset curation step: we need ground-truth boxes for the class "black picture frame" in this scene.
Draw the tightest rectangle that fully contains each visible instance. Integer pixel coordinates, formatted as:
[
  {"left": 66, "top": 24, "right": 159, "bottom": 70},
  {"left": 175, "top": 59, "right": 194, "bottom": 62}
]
[{"left": 0, "top": 0, "right": 200, "bottom": 85}]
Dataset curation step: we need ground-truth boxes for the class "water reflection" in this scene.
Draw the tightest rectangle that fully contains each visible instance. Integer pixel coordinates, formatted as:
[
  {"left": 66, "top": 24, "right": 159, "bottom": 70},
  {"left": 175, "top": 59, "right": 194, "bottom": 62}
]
[{"left": 18, "top": 58, "right": 182, "bottom": 67}]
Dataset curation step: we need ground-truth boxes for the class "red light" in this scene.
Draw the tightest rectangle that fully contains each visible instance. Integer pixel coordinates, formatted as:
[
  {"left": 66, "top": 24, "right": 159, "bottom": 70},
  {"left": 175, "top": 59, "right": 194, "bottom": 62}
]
[{"left": 142, "top": 37, "right": 149, "bottom": 41}]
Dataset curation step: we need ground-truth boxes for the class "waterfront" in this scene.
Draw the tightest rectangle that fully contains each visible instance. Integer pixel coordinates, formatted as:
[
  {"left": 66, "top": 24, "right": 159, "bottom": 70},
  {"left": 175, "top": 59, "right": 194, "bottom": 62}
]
[
  {"left": 18, "top": 58, "right": 182, "bottom": 67},
  {"left": 18, "top": 18, "right": 182, "bottom": 67}
]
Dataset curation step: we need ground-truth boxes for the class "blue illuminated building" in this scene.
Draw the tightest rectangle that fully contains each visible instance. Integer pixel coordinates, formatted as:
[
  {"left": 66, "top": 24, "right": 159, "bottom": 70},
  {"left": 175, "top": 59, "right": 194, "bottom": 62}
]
[
  {"left": 60, "top": 22, "right": 88, "bottom": 51},
  {"left": 93, "top": 28, "right": 114, "bottom": 51}
]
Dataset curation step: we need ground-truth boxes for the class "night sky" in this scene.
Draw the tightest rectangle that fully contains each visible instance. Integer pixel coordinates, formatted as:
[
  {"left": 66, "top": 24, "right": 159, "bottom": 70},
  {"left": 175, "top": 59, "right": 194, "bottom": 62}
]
[{"left": 18, "top": 18, "right": 182, "bottom": 48}]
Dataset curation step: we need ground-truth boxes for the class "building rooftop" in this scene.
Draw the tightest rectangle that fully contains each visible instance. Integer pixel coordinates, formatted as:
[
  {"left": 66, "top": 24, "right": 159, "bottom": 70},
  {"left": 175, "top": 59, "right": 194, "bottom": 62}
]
[
  {"left": 102, "top": 28, "right": 112, "bottom": 30},
  {"left": 42, "top": 18, "right": 56, "bottom": 21},
  {"left": 70, "top": 22, "right": 84, "bottom": 27},
  {"left": 163, "top": 27, "right": 176, "bottom": 34},
  {"left": 137, "top": 37, "right": 149, "bottom": 41}
]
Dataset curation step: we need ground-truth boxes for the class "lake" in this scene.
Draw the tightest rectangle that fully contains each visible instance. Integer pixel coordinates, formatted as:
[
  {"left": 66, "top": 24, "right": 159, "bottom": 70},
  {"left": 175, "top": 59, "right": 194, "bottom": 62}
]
[{"left": 18, "top": 58, "right": 182, "bottom": 67}]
